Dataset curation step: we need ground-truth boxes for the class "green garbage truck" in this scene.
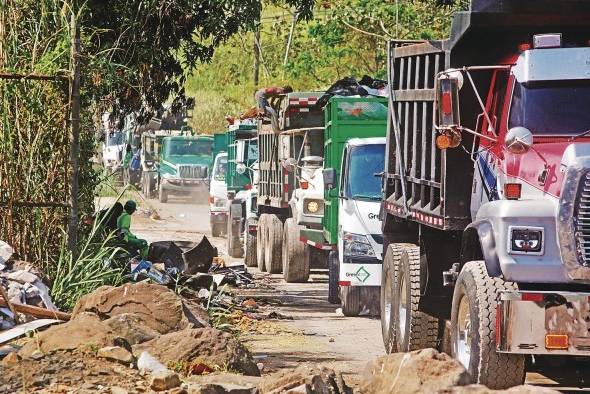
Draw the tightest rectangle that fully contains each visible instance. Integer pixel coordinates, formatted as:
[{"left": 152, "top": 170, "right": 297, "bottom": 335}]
[{"left": 310, "top": 96, "right": 388, "bottom": 315}]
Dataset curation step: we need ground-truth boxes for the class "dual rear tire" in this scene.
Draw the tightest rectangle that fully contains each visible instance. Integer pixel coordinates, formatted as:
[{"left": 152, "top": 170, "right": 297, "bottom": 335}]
[{"left": 282, "top": 218, "right": 309, "bottom": 282}]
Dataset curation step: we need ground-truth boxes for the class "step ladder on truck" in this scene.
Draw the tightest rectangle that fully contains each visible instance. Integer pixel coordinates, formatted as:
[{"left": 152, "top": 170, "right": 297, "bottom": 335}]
[{"left": 380, "top": 0, "right": 590, "bottom": 389}]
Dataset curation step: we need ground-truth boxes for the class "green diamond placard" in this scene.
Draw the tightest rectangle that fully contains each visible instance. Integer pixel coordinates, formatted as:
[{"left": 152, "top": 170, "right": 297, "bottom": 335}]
[{"left": 355, "top": 266, "right": 370, "bottom": 282}]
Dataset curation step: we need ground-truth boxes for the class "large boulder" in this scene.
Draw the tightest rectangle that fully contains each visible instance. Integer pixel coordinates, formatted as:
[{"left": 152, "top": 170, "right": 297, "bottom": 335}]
[
  {"left": 72, "top": 282, "right": 210, "bottom": 334},
  {"left": 360, "top": 348, "right": 471, "bottom": 394},
  {"left": 260, "top": 363, "right": 351, "bottom": 394},
  {"left": 19, "top": 312, "right": 117, "bottom": 358},
  {"left": 132, "top": 328, "right": 260, "bottom": 377}
]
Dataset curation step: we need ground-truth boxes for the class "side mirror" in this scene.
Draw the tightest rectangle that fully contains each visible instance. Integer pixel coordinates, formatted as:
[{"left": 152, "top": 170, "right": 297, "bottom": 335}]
[
  {"left": 323, "top": 168, "right": 336, "bottom": 190},
  {"left": 236, "top": 163, "right": 247, "bottom": 174},
  {"left": 505, "top": 127, "right": 533, "bottom": 154},
  {"left": 437, "top": 71, "right": 462, "bottom": 129}
]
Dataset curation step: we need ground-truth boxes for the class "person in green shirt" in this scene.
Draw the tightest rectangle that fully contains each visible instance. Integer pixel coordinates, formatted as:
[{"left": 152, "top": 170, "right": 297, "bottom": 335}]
[
  {"left": 117, "top": 200, "right": 148, "bottom": 259},
  {"left": 122, "top": 144, "right": 132, "bottom": 169}
]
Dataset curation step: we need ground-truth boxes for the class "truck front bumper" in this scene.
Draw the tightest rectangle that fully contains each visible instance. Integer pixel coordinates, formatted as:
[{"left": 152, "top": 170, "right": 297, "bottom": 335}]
[
  {"left": 162, "top": 178, "right": 209, "bottom": 193},
  {"left": 300, "top": 228, "right": 335, "bottom": 251},
  {"left": 210, "top": 211, "right": 228, "bottom": 224},
  {"left": 497, "top": 291, "right": 590, "bottom": 355}
]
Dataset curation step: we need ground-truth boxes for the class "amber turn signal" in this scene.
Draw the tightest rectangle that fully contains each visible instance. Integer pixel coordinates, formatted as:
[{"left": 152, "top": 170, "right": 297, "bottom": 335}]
[
  {"left": 504, "top": 183, "right": 522, "bottom": 200},
  {"left": 436, "top": 131, "right": 461, "bottom": 150},
  {"left": 545, "top": 334, "right": 568, "bottom": 350}
]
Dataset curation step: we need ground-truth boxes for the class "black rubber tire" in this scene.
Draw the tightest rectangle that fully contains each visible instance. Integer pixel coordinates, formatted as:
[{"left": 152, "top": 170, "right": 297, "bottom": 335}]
[
  {"left": 211, "top": 222, "right": 223, "bottom": 238},
  {"left": 265, "top": 215, "right": 283, "bottom": 274},
  {"left": 226, "top": 207, "right": 243, "bottom": 258},
  {"left": 392, "top": 244, "right": 439, "bottom": 352},
  {"left": 244, "top": 218, "right": 258, "bottom": 268},
  {"left": 159, "top": 186, "right": 168, "bottom": 203},
  {"left": 282, "top": 218, "right": 309, "bottom": 282},
  {"left": 381, "top": 243, "right": 401, "bottom": 353},
  {"left": 341, "top": 286, "right": 361, "bottom": 317},
  {"left": 328, "top": 251, "right": 340, "bottom": 304},
  {"left": 451, "top": 261, "right": 525, "bottom": 389},
  {"left": 257, "top": 214, "right": 268, "bottom": 271}
]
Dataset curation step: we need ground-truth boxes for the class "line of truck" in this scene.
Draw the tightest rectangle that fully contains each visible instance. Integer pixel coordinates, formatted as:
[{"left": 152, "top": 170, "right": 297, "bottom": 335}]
[{"left": 208, "top": 0, "right": 590, "bottom": 389}]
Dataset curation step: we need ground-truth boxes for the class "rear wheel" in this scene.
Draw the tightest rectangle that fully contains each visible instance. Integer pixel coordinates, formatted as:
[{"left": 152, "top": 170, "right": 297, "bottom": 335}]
[
  {"left": 244, "top": 218, "right": 258, "bottom": 267},
  {"left": 282, "top": 218, "right": 309, "bottom": 282},
  {"left": 159, "top": 186, "right": 168, "bottom": 203},
  {"left": 393, "top": 244, "right": 439, "bottom": 352},
  {"left": 328, "top": 251, "right": 340, "bottom": 304},
  {"left": 341, "top": 286, "right": 361, "bottom": 317},
  {"left": 211, "top": 222, "right": 223, "bottom": 237},
  {"left": 257, "top": 214, "right": 268, "bottom": 271},
  {"left": 451, "top": 261, "right": 525, "bottom": 389},
  {"left": 265, "top": 215, "right": 283, "bottom": 274},
  {"left": 227, "top": 203, "right": 243, "bottom": 258}
]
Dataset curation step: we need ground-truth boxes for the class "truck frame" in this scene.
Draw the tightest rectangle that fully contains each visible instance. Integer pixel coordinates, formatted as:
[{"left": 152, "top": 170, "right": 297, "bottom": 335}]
[{"left": 380, "top": 0, "right": 590, "bottom": 389}]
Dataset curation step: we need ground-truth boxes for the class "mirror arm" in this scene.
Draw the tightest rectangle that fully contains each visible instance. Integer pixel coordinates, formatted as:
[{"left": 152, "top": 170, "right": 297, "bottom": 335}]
[
  {"left": 454, "top": 126, "right": 497, "bottom": 143},
  {"left": 463, "top": 68, "right": 497, "bottom": 137}
]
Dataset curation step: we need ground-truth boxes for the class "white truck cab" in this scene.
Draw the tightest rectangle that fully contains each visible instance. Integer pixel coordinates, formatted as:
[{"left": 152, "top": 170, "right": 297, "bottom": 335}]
[
  {"left": 335, "top": 137, "right": 385, "bottom": 315},
  {"left": 209, "top": 152, "right": 228, "bottom": 237}
]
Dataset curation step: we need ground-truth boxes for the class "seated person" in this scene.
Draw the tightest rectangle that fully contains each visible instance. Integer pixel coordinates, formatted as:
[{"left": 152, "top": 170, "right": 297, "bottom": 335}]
[{"left": 117, "top": 200, "right": 148, "bottom": 259}]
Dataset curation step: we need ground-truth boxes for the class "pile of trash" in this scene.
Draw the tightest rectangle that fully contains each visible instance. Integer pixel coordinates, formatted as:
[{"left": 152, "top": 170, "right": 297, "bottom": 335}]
[
  {"left": 316, "top": 75, "right": 388, "bottom": 107},
  {"left": 128, "top": 236, "right": 254, "bottom": 291},
  {"left": 0, "top": 241, "right": 61, "bottom": 331}
]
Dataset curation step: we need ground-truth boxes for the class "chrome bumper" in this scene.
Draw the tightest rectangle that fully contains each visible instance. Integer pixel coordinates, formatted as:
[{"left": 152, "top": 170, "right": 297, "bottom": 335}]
[
  {"left": 161, "top": 178, "right": 208, "bottom": 192},
  {"left": 497, "top": 291, "right": 590, "bottom": 355}
]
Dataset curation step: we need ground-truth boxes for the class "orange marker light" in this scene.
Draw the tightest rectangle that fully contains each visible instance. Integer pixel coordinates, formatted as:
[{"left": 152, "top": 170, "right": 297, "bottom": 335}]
[
  {"left": 519, "top": 43, "right": 531, "bottom": 52},
  {"left": 300, "top": 180, "right": 309, "bottom": 190},
  {"left": 505, "top": 183, "right": 522, "bottom": 200},
  {"left": 545, "top": 334, "right": 568, "bottom": 350},
  {"left": 436, "top": 134, "right": 452, "bottom": 150}
]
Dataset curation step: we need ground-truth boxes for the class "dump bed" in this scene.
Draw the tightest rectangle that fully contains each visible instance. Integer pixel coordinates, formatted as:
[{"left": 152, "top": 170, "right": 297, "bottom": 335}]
[
  {"left": 227, "top": 124, "right": 257, "bottom": 192},
  {"left": 323, "top": 97, "right": 388, "bottom": 245},
  {"left": 383, "top": 0, "right": 590, "bottom": 231},
  {"left": 258, "top": 92, "right": 324, "bottom": 210}
]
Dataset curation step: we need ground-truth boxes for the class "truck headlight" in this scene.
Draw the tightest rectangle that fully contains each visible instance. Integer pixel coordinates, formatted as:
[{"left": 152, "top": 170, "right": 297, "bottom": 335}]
[
  {"left": 509, "top": 226, "right": 543, "bottom": 254},
  {"left": 343, "top": 232, "right": 375, "bottom": 257},
  {"left": 303, "top": 198, "right": 324, "bottom": 215}
]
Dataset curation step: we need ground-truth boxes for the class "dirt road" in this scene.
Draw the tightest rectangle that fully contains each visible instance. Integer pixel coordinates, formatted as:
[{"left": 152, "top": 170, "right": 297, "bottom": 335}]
[{"left": 126, "top": 195, "right": 590, "bottom": 391}]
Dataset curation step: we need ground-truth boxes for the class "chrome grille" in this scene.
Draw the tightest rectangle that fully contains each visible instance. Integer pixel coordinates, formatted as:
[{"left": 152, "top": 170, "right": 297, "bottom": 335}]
[
  {"left": 575, "top": 172, "right": 590, "bottom": 266},
  {"left": 178, "top": 165, "right": 207, "bottom": 179}
]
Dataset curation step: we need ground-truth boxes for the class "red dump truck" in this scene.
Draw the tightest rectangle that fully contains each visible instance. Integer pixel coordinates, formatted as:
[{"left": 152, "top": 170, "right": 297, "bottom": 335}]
[{"left": 380, "top": 0, "right": 590, "bottom": 389}]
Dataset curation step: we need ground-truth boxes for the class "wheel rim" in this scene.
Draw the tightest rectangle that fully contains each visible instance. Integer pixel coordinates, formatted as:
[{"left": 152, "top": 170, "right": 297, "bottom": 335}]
[
  {"left": 455, "top": 293, "right": 472, "bottom": 369},
  {"left": 398, "top": 274, "right": 407, "bottom": 345}
]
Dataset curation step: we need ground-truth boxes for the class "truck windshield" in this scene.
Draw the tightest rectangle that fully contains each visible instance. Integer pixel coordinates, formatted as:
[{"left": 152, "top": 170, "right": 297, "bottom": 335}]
[
  {"left": 345, "top": 143, "right": 385, "bottom": 201},
  {"left": 509, "top": 80, "right": 590, "bottom": 134},
  {"left": 213, "top": 156, "right": 227, "bottom": 181},
  {"left": 166, "top": 140, "right": 213, "bottom": 156}
]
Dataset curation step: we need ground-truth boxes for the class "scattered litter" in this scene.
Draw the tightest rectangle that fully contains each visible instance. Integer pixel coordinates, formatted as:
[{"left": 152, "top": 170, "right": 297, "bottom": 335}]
[
  {"left": 0, "top": 319, "right": 62, "bottom": 345},
  {"left": 267, "top": 311, "right": 292, "bottom": 320},
  {"left": 137, "top": 351, "right": 168, "bottom": 374},
  {"left": 329, "top": 337, "right": 335, "bottom": 343},
  {"left": 335, "top": 308, "right": 344, "bottom": 316},
  {"left": 242, "top": 299, "right": 257, "bottom": 308},
  {"left": 359, "top": 307, "right": 371, "bottom": 316},
  {"left": 257, "top": 362, "right": 264, "bottom": 372}
]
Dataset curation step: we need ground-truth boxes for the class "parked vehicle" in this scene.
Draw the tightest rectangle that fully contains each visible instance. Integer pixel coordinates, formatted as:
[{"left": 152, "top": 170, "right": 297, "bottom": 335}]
[
  {"left": 210, "top": 152, "right": 228, "bottom": 237},
  {"left": 226, "top": 124, "right": 258, "bottom": 259},
  {"left": 101, "top": 112, "right": 125, "bottom": 176},
  {"left": 256, "top": 92, "right": 327, "bottom": 281},
  {"left": 317, "top": 97, "right": 388, "bottom": 315},
  {"left": 213, "top": 132, "right": 228, "bottom": 159},
  {"left": 380, "top": 0, "right": 590, "bottom": 388}
]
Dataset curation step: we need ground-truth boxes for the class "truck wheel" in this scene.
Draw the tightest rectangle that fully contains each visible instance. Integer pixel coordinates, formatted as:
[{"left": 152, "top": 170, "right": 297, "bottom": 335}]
[
  {"left": 257, "top": 214, "right": 268, "bottom": 271},
  {"left": 227, "top": 205, "right": 243, "bottom": 258},
  {"left": 328, "top": 251, "right": 340, "bottom": 304},
  {"left": 159, "top": 186, "right": 168, "bottom": 203},
  {"left": 265, "top": 215, "right": 283, "bottom": 274},
  {"left": 244, "top": 218, "right": 258, "bottom": 267},
  {"left": 282, "top": 218, "right": 309, "bottom": 282},
  {"left": 211, "top": 222, "right": 223, "bottom": 237},
  {"left": 393, "top": 244, "right": 439, "bottom": 352},
  {"left": 451, "top": 261, "right": 525, "bottom": 389},
  {"left": 341, "top": 286, "right": 361, "bottom": 317}
]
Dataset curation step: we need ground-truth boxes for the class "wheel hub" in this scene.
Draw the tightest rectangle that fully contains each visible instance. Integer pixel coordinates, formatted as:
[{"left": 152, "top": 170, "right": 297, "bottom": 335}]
[{"left": 456, "top": 294, "right": 472, "bottom": 369}]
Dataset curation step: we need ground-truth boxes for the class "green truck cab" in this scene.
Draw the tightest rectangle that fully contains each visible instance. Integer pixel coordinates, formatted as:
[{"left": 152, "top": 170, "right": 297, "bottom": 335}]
[{"left": 141, "top": 131, "right": 214, "bottom": 203}]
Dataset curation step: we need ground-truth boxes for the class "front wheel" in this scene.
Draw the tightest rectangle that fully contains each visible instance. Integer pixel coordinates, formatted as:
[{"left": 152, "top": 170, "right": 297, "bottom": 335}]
[
  {"left": 328, "top": 251, "right": 340, "bottom": 304},
  {"left": 159, "top": 186, "right": 168, "bottom": 203},
  {"left": 451, "top": 261, "right": 525, "bottom": 389}
]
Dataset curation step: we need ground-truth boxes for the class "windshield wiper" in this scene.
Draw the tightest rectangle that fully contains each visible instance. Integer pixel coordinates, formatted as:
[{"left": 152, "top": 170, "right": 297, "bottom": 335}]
[{"left": 569, "top": 128, "right": 590, "bottom": 142}]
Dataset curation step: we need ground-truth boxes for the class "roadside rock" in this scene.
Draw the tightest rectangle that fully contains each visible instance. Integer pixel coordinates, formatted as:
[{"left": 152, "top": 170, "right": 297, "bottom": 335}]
[
  {"left": 360, "top": 348, "right": 471, "bottom": 394},
  {"left": 150, "top": 370, "right": 182, "bottom": 391},
  {"left": 19, "top": 312, "right": 116, "bottom": 358},
  {"left": 132, "top": 328, "right": 260, "bottom": 376},
  {"left": 260, "top": 363, "right": 351, "bottom": 394},
  {"left": 440, "top": 384, "right": 561, "bottom": 393},
  {"left": 104, "top": 313, "right": 160, "bottom": 345},
  {"left": 73, "top": 283, "right": 209, "bottom": 333},
  {"left": 1, "top": 351, "right": 19, "bottom": 367},
  {"left": 97, "top": 346, "right": 134, "bottom": 364},
  {"left": 186, "top": 373, "right": 261, "bottom": 394}
]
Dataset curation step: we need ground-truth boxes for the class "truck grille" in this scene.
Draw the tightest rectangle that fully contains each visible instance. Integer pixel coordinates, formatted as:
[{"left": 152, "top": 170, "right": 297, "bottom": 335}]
[
  {"left": 178, "top": 165, "right": 207, "bottom": 179},
  {"left": 575, "top": 172, "right": 590, "bottom": 266}
]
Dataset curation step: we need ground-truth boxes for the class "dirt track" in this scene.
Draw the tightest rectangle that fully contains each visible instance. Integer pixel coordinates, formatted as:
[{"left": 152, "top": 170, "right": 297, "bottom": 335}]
[{"left": 120, "top": 195, "right": 590, "bottom": 392}]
